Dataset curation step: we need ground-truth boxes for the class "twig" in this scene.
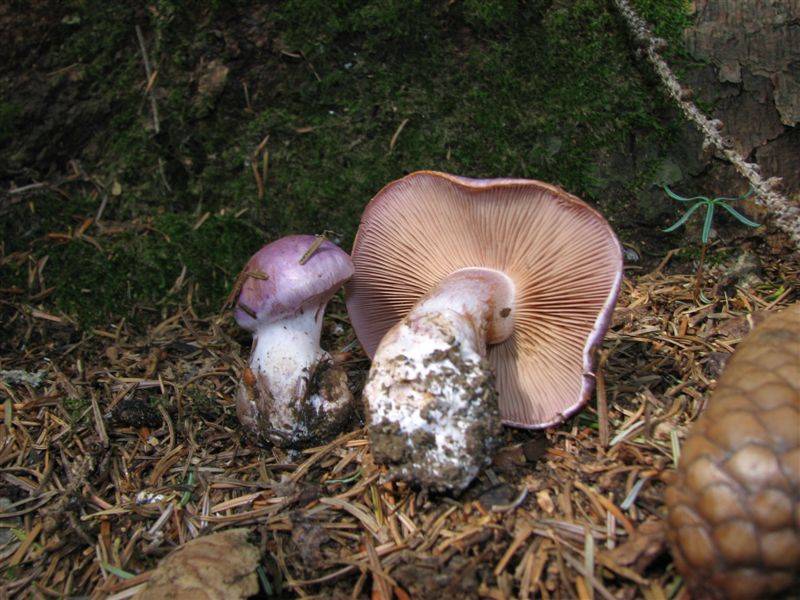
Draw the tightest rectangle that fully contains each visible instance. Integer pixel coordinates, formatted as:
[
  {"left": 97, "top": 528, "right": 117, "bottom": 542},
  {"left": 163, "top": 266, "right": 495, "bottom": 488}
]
[
  {"left": 157, "top": 158, "right": 172, "bottom": 191},
  {"left": 611, "top": 0, "right": 800, "bottom": 248},
  {"left": 299, "top": 233, "right": 328, "bottom": 265},
  {"left": 299, "top": 50, "right": 321, "bottom": 82},
  {"left": 7, "top": 182, "right": 49, "bottom": 195},
  {"left": 135, "top": 25, "right": 160, "bottom": 134},
  {"left": 596, "top": 351, "right": 610, "bottom": 448},
  {"left": 251, "top": 134, "right": 269, "bottom": 201},
  {"left": 242, "top": 80, "right": 252, "bottom": 111},
  {"left": 389, "top": 119, "right": 410, "bottom": 152},
  {"left": 693, "top": 241, "right": 708, "bottom": 300},
  {"left": 491, "top": 487, "right": 529, "bottom": 512},
  {"left": 94, "top": 193, "right": 109, "bottom": 224}
]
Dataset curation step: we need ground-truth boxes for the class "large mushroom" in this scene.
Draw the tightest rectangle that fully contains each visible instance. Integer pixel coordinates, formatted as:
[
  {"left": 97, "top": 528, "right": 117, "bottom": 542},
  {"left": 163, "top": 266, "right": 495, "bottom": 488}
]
[
  {"left": 346, "top": 171, "right": 622, "bottom": 490},
  {"left": 234, "top": 234, "right": 355, "bottom": 448}
]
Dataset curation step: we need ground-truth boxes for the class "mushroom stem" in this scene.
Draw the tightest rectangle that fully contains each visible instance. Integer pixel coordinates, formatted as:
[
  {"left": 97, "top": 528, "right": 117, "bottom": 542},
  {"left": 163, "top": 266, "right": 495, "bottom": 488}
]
[
  {"left": 237, "top": 308, "right": 351, "bottom": 447},
  {"left": 250, "top": 309, "right": 325, "bottom": 402},
  {"left": 364, "top": 268, "right": 514, "bottom": 491}
]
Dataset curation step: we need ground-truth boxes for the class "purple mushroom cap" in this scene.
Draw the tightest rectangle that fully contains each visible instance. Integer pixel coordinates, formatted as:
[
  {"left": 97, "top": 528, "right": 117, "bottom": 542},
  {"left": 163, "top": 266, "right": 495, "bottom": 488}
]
[{"left": 234, "top": 235, "right": 354, "bottom": 332}]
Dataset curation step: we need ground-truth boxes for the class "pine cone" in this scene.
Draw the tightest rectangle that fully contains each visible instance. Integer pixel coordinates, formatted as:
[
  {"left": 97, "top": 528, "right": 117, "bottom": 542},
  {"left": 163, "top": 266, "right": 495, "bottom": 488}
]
[{"left": 665, "top": 304, "right": 800, "bottom": 599}]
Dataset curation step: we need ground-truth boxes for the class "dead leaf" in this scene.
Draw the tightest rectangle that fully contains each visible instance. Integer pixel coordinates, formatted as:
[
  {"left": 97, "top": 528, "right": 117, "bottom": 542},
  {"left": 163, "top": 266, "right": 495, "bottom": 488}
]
[
  {"left": 607, "top": 518, "right": 667, "bottom": 573},
  {"left": 197, "top": 60, "right": 230, "bottom": 100},
  {"left": 492, "top": 444, "right": 526, "bottom": 473},
  {"left": 134, "top": 529, "right": 261, "bottom": 600}
]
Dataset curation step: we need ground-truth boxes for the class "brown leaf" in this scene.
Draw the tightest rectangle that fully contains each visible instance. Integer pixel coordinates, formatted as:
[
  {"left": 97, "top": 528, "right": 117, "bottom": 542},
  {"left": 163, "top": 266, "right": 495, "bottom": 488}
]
[
  {"left": 134, "top": 529, "right": 261, "bottom": 600},
  {"left": 196, "top": 60, "right": 230, "bottom": 101},
  {"left": 491, "top": 444, "right": 526, "bottom": 473},
  {"left": 607, "top": 518, "right": 666, "bottom": 573}
]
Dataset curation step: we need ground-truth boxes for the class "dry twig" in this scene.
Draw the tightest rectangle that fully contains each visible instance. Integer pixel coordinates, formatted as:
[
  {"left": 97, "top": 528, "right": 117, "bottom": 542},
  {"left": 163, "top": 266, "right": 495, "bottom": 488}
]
[{"left": 135, "top": 25, "right": 160, "bottom": 134}]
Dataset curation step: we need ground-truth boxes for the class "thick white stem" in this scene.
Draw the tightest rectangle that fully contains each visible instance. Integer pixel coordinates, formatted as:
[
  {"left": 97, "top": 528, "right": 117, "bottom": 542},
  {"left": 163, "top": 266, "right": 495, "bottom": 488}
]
[
  {"left": 365, "top": 268, "right": 514, "bottom": 491},
  {"left": 237, "top": 308, "right": 352, "bottom": 446},
  {"left": 251, "top": 310, "right": 325, "bottom": 405}
]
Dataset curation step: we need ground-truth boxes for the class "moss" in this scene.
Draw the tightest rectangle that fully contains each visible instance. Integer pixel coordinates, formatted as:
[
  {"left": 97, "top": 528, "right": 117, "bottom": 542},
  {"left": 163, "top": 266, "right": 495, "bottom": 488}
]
[
  {"left": 0, "top": 102, "right": 22, "bottom": 146},
  {"left": 186, "top": 387, "right": 229, "bottom": 422},
  {"left": 63, "top": 396, "right": 92, "bottom": 424},
  {"left": 461, "top": 0, "right": 524, "bottom": 30},
  {"left": 1, "top": 0, "right": 691, "bottom": 327},
  {"left": 1, "top": 197, "right": 261, "bottom": 325},
  {"left": 631, "top": 0, "right": 692, "bottom": 46}
]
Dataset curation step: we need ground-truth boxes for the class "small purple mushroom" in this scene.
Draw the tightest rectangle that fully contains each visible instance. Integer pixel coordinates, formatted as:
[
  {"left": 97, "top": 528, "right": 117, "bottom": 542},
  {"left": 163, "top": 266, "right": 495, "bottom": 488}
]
[{"left": 233, "top": 235, "right": 355, "bottom": 447}]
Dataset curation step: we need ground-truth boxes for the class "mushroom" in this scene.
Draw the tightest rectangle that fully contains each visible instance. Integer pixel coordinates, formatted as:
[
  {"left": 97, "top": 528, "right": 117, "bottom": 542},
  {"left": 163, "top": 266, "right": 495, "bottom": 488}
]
[
  {"left": 665, "top": 302, "right": 800, "bottom": 600},
  {"left": 345, "top": 171, "right": 622, "bottom": 490},
  {"left": 234, "top": 234, "right": 355, "bottom": 448}
]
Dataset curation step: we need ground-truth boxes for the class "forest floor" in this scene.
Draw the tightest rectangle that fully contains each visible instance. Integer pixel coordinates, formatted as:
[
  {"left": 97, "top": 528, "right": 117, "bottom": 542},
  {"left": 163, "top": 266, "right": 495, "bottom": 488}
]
[
  {"left": 2, "top": 1, "right": 799, "bottom": 598},
  {"left": 1, "top": 241, "right": 797, "bottom": 598}
]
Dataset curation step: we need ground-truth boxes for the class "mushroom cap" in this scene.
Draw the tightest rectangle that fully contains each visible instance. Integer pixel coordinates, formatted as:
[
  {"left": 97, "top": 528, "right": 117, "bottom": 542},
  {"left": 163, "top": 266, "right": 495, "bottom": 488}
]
[
  {"left": 234, "top": 235, "right": 354, "bottom": 332},
  {"left": 345, "top": 171, "right": 622, "bottom": 428}
]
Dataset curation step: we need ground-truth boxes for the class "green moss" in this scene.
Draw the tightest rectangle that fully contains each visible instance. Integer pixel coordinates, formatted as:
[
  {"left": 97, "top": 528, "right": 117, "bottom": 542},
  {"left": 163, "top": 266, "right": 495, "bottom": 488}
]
[
  {"left": 0, "top": 102, "right": 22, "bottom": 146},
  {"left": 1, "top": 196, "right": 261, "bottom": 325},
  {"left": 462, "top": 0, "right": 525, "bottom": 30},
  {"left": 631, "top": 0, "right": 692, "bottom": 45},
  {"left": 2, "top": 0, "right": 692, "bottom": 327},
  {"left": 63, "top": 396, "right": 92, "bottom": 423}
]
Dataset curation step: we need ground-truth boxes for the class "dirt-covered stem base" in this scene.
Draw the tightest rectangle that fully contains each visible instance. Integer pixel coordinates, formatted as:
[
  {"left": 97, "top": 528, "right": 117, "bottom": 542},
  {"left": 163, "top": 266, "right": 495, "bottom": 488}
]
[
  {"left": 237, "top": 309, "right": 353, "bottom": 448},
  {"left": 365, "top": 269, "right": 515, "bottom": 491}
]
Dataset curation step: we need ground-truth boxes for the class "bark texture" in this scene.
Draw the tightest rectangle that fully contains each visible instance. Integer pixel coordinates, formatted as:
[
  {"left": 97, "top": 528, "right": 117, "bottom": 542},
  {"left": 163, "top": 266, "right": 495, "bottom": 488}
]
[
  {"left": 614, "top": 0, "right": 800, "bottom": 247},
  {"left": 683, "top": 1, "right": 800, "bottom": 243}
]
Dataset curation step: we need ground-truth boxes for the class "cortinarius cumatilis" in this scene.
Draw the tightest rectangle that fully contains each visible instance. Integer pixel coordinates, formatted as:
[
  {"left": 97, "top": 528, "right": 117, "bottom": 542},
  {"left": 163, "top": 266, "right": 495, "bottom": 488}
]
[
  {"left": 665, "top": 302, "right": 800, "bottom": 599},
  {"left": 234, "top": 235, "right": 355, "bottom": 448},
  {"left": 345, "top": 171, "right": 623, "bottom": 490}
]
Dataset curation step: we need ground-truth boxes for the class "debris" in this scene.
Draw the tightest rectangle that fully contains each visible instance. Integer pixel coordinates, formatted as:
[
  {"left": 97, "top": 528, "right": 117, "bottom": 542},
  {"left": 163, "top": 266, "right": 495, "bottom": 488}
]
[
  {"left": 194, "top": 59, "right": 229, "bottom": 117},
  {"left": 607, "top": 519, "right": 667, "bottom": 573},
  {"left": 196, "top": 60, "right": 229, "bottom": 101},
  {"left": 135, "top": 25, "right": 160, "bottom": 133},
  {"left": 134, "top": 529, "right": 260, "bottom": 600},
  {"left": 478, "top": 483, "right": 516, "bottom": 511},
  {"left": 0, "top": 369, "right": 47, "bottom": 387},
  {"left": 112, "top": 397, "right": 163, "bottom": 428},
  {"left": 1, "top": 230, "right": 797, "bottom": 598}
]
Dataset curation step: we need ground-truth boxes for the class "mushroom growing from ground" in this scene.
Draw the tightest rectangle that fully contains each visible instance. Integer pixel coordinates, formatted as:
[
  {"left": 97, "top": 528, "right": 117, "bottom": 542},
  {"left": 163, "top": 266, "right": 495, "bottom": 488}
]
[
  {"left": 234, "top": 234, "right": 355, "bottom": 448},
  {"left": 665, "top": 302, "right": 800, "bottom": 600},
  {"left": 345, "top": 171, "right": 623, "bottom": 490}
]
